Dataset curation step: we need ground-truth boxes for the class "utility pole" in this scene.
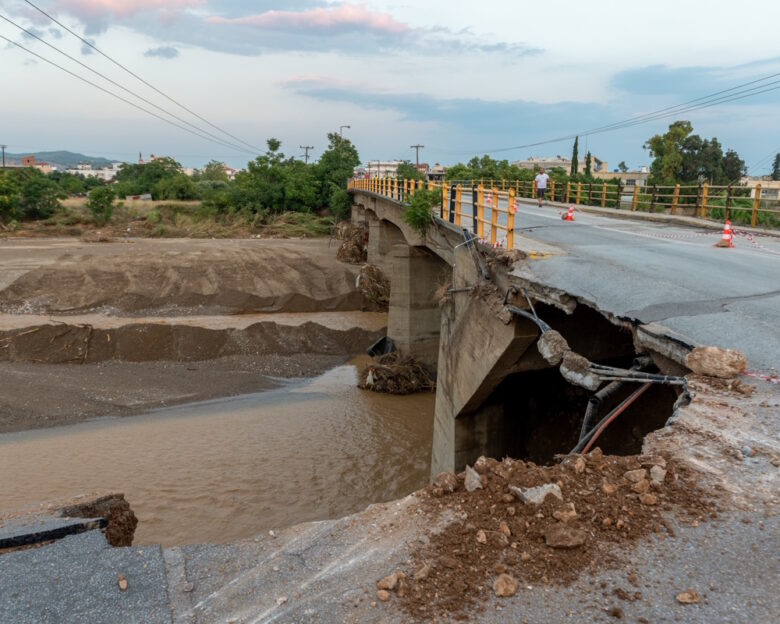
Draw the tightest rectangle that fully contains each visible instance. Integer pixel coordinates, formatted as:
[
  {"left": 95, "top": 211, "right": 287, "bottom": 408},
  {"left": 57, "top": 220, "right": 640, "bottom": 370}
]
[
  {"left": 339, "top": 125, "right": 351, "bottom": 137},
  {"left": 1, "top": 145, "right": 6, "bottom": 168},
  {"left": 410, "top": 144, "right": 424, "bottom": 169},
  {"left": 299, "top": 145, "right": 314, "bottom": 164}
]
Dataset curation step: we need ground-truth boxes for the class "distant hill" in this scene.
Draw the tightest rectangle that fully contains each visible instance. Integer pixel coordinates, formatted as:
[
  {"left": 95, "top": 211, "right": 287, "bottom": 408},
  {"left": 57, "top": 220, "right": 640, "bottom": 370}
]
[{"left": 3, "top": 151, "right": 119, "bottom": 170}]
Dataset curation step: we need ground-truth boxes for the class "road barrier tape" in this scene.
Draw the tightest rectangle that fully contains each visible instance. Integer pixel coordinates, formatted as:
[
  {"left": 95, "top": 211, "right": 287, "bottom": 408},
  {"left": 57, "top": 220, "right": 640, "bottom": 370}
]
[
  {"left": 744, "top": 370, "right": 779, "bottom": 384},
  {"left": 732, "top": 229, "right": 780, "bottom": 256}
]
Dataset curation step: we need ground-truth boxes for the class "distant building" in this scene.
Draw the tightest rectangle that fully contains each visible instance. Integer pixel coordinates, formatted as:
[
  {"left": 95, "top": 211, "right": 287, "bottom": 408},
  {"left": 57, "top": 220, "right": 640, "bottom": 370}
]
[
  {"left": 65, "top": 162, "right": 124, "bottom": 182},
  {"left": 364, "top": 160, "right": 404, "bottom": 178},
  {"left": 426, "top": 163, "right": 447, "bottom": 183},
  {"left": 595, "top": 167, "right": 649, "bottom": 187},
  {"left": 741, "top": 176, "right": 780, "bottom": 201},
  {"left": 17, "top": 155, "right": 54, "bottom": 174},
  {"left": 514, "top": 155, "right": 609, "bottom": 174}
]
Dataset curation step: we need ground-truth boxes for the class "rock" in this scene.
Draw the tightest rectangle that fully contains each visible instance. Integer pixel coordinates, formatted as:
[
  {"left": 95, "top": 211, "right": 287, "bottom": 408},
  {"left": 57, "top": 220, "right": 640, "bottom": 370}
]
[
  {"left": 631, "top": 479, "right": 650, "bottom": 494},
  {"left": 544, "top": 525, "right": 587, "bottom": 549},
  {"left": 507, "top": 506, "right": 516, "bottom": 516},
  {"left": 560, "top": 351, "right": 601, "bottom": 391},
  {"left": 675, "top": 589, "right": 701, "bottom": 604},
  {"left": 639, "top": 454, "right": 666, "bottom": 469},
  {"left": 493, "top": 563, "right": 507, "bottom": 574},
  {"left": 624, "top": 469, "right": 647, "bottom": 483},
  {"left": 474, "top": 456, "right": 491, "bottom": 474},
  {"left": 476, "top": 530, "right": 487, "bottom": 544},
  {"left": 413, "top": 563, "right": 431, "bottom": 581},
  {"left": 117, "top": 574, "right": 128, "bottom": 592},
  {"left": 553, "top": 502, "right": 578, "bottom": 523},
  {"left": 433, "top": 472, "right": 459, "bottom": 493},
  {"left": 439, "top": 555, "right": 459, "bottom": 569},
  {"left": 492, "top": 573, "right": 518, "bottom": 597},
  {"left": 276, "top": 596, "right": 288, "bottom": 606},
  {"left": 574, "top": 456, "right": 586, "bottom": 474},
  {"left": 376, "top": 573, "right": 398, "bottom": 591},
  {"left": 602, "top": 482, "right": 617, "bottom": 495},
  {"left": 498, "top": 521, "right": 511, "bottom": 537},
  {"left": 501, "top": 494, "right": 514, "bottom": 503},
  {"left": 537, "top": 329, "right": 570, "bottom": 365},
  {"left": 431, "top": 487, "right": 444, "bottom": 498},
  {"left": 603, "top": 517, "right": 613, "bottom": 527},
  {"left": 521, "top": 551, "right": 532, "bottom": 562},
  {"left": 376, "top": 590, "right": 391, "bottom": 602},
  {"left": 650, "top": 465, "right": 667, "bottom": 484},
  {"left": 464, "top": 465, "right": 483, "bottom": 492},
  {"left": 509, "top": 483, "right": 563, "bottom": 505},
  {"left": 640, "top": 493, "right": 657, "bottom": 506},
  {"left": 685, "top": 346, "right": 747, "bottom": 379}
]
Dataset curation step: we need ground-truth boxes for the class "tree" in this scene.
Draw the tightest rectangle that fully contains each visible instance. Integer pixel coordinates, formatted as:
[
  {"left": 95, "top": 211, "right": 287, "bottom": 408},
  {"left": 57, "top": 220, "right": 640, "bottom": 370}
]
[
  {"left": 644, "top": 120, "right": 693, "bottom": 183},
  {"left": 771, "top": 154, "right": 780, "bottom": 181},
  {"left": 570, "top": 137, "right": 579, "bottom": 175},
  {"left": 722, "top": 149, "right": 746, "bottom": 183},
  {"left": 0, "top": 172, "right": 22, "bottom": 221},
  {"left": 617, "top": 161, "right": 628, "bottom": 173},
  {"left": 584, "top": 151, "right": 593, "bottom": 178},
  {"left": 315, "top": 132, "right": 360, "bottom": 219},
  {"left": 198, "top": 160, "right": 229, "bottom": 183},
  {"left": 87, "top": 185, "right": 116, "bottom": 225},
  {"left": 17, "top": 170, "right": 60, "bottom": 219},
  {"left": 396, "top": 161, "right": 424, "bottom": 181}
]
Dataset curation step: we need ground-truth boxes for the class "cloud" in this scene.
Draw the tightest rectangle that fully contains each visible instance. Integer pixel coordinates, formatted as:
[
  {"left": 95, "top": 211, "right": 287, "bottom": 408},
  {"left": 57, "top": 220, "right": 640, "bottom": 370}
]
[
  {"left": 144, "top": 45, "right": 179, "bottom": 59},
  {"left": 48, "top": 0, "right": 203, "bottom": 33},
  {"left": 206, "top": 3, "right": 408, "bottom": 35}
]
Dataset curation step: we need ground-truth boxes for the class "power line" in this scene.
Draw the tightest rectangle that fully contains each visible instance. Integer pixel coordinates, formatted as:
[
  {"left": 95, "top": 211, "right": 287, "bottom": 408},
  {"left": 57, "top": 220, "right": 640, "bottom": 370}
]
[
  {"left": 0, "top": 33, "right": 256, "bottom": 155},
  {"left": 462, "top": 72, "right": 780, "bottom": 156},
  {"left": 299, "top": 145, "right": 314, "bottom": 163},
  {"left": 410, "top": 144, "right": 424, "bottom": 168},
  {"left": 21, "top": 0, "right": 262, "bottom": 153},
  {"left": 0, "top": 13, "right": 254, "bottom": 155}
]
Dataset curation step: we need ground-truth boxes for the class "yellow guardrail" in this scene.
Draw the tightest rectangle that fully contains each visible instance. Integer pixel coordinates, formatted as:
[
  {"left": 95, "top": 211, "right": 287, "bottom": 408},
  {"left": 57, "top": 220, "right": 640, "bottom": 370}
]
[{"left": 350, "top": 176, "right": 780, "bottom": 230}]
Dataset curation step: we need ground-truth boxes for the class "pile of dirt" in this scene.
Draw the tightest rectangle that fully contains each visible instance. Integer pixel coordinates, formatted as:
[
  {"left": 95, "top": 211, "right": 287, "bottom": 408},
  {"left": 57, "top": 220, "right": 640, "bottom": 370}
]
[
  {"left": 359, "top": 352, "right": 436, "bottom": 394},
  {"left": 685, "top": 346, "right": 747, "bottom": 379},
  {"left": 356, "top": 264, "right": 390, "bottom": 309},
  {"left": 59, "top": 493, "right": 138, "bottom": 547},
  {"left": 336, "top": 223, "right": 368, "bottom": 264},
  {"left": 0, "top": 239, "right": 366, "bottom": 315},
  {"left": 378, "top": 450, "right": 714, "bottom": 619}
]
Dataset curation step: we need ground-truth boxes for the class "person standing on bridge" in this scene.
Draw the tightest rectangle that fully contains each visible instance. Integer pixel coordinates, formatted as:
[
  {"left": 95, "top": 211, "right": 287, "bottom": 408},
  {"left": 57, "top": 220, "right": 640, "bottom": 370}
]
[{"left": 535, "top": 168, "right": 550, "bottom": 207}]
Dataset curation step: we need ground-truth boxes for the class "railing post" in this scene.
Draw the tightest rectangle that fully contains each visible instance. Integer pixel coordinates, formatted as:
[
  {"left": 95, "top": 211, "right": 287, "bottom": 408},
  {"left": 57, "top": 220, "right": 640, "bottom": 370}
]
[
  {"left": 650, "top": 184, "right": 658, "bottom": 212},
  {"left": 490, "top": 187, "right": 498, "bottom": 245},
  {"left": 472, "top": 184, "right": 478, "bottom": 233},
  {"left": 671, "top": 183, "right": 680, "bottom": 214},
  {"left": 455, "top": 184, "right": 462, "bottom": 226},
  {"left": 550, "top": 180, "right": 556, "bottom": 202},
  {"left": 477, "top": 184, "right": 485, "bottom": 239},
  {"left": 576, "top": 182, "right": 582, "bottom": 205},
  {"left": 615, "top": 182, "right": 623, "bottom": 209},
  {"left": 440, "top": 182, "right": 447, "bottom": 219},
  {"left": 588, "top": 182, "right": 593, "bottom": 205},
  {"left": 501, "top": 179, "right": 506, "bottom": 191},
  {"left": 701, "top": 182, "right": 709, "bottom": 219},
  {"left": 695, "top": 181, "right": 702, "bottom": 215},
  {"left": 632, "top": 184, "right": 639, "bottom": 211},
  {"left": 725, "top": 184, "right": 733, "bottom": 221},
  {"left": 532, "top": 179, "right": 537, "bottom": 200},
  {"left": 601, "top": 182, "right": 607, "bottom": 207},
  {"left": 507, "top": 188, "right": 515, "bottom": 250},
  {"left": 752, "top": 183, "right": 761, "bottom": 227},
  {"left": 392, "top": 178, "right": 397, "bottom": 200},
  {"left": 565, "top": 181, "right": 571, "bottom": 203}
]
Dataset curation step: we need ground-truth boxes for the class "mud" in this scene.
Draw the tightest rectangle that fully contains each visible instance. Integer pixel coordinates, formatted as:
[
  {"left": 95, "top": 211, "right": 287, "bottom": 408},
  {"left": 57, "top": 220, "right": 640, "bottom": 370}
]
[
  {"left": 0, "top": 319, "right": 384, "bottom": 364},
  {"left": 0, "top": 238, "right": 369, "bottom": 315},
  {"left": 58, "top": 494, "right": 138, "bottom": 547}
]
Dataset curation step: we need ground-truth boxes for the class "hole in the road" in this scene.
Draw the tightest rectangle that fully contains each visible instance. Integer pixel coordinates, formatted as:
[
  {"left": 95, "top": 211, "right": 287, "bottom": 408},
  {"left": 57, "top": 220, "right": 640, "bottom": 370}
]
[{"left": 455, "top": 303, "right": 681, "bottom": 467}]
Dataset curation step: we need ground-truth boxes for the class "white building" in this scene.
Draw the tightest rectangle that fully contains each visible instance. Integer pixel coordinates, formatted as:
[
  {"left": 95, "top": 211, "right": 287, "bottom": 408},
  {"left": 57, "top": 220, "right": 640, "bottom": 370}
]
[
  {"left": 514, "top": 155, "right": 609, "bottom": 174},
  {"left": 65, "top": 162, "right": 124, "bottom": 182}
]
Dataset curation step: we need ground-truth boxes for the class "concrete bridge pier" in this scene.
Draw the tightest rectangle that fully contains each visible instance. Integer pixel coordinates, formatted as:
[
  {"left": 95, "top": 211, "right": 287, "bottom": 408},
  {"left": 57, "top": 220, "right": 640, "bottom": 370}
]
[{"left": 386, "top": 244, "right": 449, "bottom": 369}]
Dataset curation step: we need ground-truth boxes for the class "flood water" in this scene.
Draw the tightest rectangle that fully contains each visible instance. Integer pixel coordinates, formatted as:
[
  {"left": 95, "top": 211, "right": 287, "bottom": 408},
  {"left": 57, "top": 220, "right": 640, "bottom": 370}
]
[{"left": 0, "top": 361, "right": 435, "bottom": 546}]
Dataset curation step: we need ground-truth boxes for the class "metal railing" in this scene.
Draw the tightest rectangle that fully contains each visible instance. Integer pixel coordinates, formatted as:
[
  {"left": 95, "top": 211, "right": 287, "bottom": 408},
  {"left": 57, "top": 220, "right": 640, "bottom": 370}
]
[{"left": 350, "top": 177, "right": 780, "bottom": 230}]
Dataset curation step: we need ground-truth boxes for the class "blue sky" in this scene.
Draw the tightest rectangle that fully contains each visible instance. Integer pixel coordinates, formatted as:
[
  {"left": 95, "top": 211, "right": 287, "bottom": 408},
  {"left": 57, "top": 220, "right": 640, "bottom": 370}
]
[{"left": 1, "top": 0, "right": 779, "bottom": 173}]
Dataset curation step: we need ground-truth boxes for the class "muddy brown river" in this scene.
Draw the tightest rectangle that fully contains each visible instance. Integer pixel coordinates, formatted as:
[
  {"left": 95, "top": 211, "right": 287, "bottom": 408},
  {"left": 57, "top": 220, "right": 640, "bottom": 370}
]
[{"left": 0, "top": 360, "right": 435, "bottom": 546}]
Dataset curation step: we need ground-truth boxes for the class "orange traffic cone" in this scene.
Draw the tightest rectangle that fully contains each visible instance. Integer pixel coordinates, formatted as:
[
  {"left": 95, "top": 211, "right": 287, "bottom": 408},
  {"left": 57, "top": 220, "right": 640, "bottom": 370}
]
[
  {"left": 562, "top": 205, "right": 575, "bottom": 221},
  {"left": 715, "top": 219, "right": 733, "bottom": 248}
]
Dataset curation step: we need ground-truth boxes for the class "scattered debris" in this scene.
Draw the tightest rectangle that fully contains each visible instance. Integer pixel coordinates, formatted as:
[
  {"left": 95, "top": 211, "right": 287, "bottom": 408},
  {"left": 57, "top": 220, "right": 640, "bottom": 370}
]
[
  {"left": 358, "top": 352, "right": 435, "bottom": 395},
  {"left": 397, "top": 452, "right": 714, "bottom": 619},
  {"left": 464, "top": 465, "right": 483, "bottom": 492},
  {"left": 676, "top": 589, "right": 701, "bottom": 604},
  {"left": 80, "top": 230, "right": 114, "bottom": 243},
  {"left": 335, "top": 223, "right": 368, "bottom": 264},
  {"left": 685, "top": 346, "right": 747, "bottom": 379},
  {"left": 117, "top": 574, "right": 128, "bottom": 592},
  {"left": 275, "top": 596, "right": 288, "bottom": 606},
  {"left": 356, "top": 264, "right": 390, "bottom": 309}
]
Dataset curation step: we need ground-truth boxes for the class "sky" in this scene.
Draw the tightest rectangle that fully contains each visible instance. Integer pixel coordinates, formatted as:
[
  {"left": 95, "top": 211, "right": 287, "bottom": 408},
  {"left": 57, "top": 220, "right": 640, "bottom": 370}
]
[{"left": 1, "top": 0, "right": 779, "bottom": 173}]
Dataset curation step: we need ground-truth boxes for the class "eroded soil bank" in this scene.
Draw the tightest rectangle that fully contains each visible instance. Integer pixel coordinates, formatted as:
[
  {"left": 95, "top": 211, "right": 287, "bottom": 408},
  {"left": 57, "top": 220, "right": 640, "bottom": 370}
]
[{"left": 0, "top": 237, "right": 387, "bottom": 433}]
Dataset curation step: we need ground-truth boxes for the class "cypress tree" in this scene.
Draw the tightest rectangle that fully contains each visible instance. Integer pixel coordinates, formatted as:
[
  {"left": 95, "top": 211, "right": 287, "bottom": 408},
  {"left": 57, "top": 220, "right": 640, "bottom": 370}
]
[
  {"left": 584, "top": 151, "right": 592, "bottom": 178},
  {"left": 772, "top": 153, "right": 780, "bottom": 181},
  {"left": 570, "top": 136, "right": 579, "bottom": 176}
]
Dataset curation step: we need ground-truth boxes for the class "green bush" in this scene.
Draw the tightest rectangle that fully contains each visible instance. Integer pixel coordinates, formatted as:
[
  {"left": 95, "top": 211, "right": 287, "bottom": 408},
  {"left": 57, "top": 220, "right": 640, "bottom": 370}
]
[
  {"left": 86, "top": 186, "right": 116, "bottom": 225},
  {"left": 404, "top": 187, "right": 442, "bottom": 236}
]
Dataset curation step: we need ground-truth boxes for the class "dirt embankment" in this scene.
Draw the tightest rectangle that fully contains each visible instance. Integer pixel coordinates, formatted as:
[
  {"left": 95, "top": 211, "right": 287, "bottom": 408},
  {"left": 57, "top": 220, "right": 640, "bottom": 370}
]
[{"left": 0, "top": 238, "right": 369, "bottom": 315}]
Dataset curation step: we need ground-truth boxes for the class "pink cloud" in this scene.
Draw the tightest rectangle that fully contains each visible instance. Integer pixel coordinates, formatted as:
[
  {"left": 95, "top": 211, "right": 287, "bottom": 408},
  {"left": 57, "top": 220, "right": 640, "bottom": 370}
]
[
  {"left": 207, "top": 3, "right": 408, "bottom": 35},
  {"left": 53, "top": 0, "right": 202, "bottom": 20}
]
